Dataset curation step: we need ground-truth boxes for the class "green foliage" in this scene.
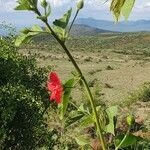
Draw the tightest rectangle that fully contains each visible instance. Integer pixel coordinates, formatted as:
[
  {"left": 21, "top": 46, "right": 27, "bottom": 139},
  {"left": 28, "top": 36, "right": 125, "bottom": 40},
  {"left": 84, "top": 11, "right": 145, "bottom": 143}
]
[
  {"left": 122, "top": 0, "right": 135, "bottom": 20},
  {"left": 110, "top": 0, "right": 135, "bottom": 21},
  {"left": 15, "top": 25, "right": 46, "bottom": 47},
  {"left": 15, "top": 0, "right": 38, "bottom": 11},
  {"left": 128, "top": 82, "right": 150, "bottom": 105},
  {"left": 65, "top": 111, "right": 85, "bottom": 127},
  {"left": 53, "top": 9, "right": 72, "bottom": 41},
  {"left": 75, "top": 136, "right": 90, "bottom": 146},
  {"left": 60, "top": 78, "right": 75, "bottom": 119},
  {"left": 105, "top": 106, "right": 118, "bottom": 135},
  {"left": 115, "top": 134, "right": 142, "bottom": 149},
  {"left": 0, "top": 37, "right": 58, "bottom": 149}
]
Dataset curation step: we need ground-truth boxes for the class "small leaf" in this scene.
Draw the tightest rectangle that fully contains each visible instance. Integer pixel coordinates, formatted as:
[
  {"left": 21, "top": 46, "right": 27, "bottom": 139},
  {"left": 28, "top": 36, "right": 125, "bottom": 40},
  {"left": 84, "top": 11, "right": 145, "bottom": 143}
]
[
  {"left": 15, "top": 0, "right": 37, "bottom": 11},
  {"left": 105, "top": 106, "right": 118, "bottom": 135},
  {"left": 60, "top": 78, "right": 74, "bottom": 119},
  {"left": 65, "top": 111, "right": 85, "bottom": 127},
  {"left": 75, "top": 136, "right": 90, "bottom": 146},
  {"left": 15, "top": 25, "right": 45, "bottom": 47},
  {"left": 115, "top": 134, "right": 143, "bottom": 148},
  {"left": 80, "top": 115, "right": 94, "bottom": 128},
  {"left": 53, "top": 9, "right": 72, "bottom": 41},
  {"left": 53, "top": 9, "right": 72, "bottom": 29}
]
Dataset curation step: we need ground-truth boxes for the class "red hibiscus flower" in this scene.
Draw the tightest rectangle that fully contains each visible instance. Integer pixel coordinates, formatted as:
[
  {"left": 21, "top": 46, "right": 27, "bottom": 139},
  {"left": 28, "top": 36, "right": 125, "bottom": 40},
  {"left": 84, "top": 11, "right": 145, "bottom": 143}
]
[{"left": 47, "top": 72, "right": 63, "bottom": 104}]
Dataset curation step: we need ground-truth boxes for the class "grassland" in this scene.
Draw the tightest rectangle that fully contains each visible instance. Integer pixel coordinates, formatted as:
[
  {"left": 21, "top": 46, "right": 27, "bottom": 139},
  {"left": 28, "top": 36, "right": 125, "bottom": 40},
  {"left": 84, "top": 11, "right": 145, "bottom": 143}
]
[{"left": 19, "top": 32, "right": 150, "bottom": 130}]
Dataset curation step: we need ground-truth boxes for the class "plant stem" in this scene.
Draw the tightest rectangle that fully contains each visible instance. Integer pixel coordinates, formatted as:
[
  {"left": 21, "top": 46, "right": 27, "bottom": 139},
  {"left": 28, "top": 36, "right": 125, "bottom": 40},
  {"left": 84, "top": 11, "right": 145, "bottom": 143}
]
[
  {"left": 115, "top": 127, "right": 131, "bottom": 150},
  {"left": 43, "top": 21, "right": 106, "bottom": 150},
  {"left": 68, "top": 10, "right": 79, "bottom": 34}
]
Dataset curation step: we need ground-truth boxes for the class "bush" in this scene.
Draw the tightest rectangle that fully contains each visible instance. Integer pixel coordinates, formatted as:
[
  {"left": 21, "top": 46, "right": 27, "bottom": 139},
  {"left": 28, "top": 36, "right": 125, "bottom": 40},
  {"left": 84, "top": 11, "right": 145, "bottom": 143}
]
[
  {"left": 128, "top": 82, "right": 150, "bottom": 105},
  {"left": 0, "top": 37, "right": 57, "bottom": 149}
]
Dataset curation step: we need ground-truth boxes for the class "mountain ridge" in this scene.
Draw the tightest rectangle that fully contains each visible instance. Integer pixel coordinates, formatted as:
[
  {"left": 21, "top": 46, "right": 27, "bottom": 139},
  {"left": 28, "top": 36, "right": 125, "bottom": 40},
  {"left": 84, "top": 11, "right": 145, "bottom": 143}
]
[{"left": 75, "top": 18, "right": 150, "bottom": 32}]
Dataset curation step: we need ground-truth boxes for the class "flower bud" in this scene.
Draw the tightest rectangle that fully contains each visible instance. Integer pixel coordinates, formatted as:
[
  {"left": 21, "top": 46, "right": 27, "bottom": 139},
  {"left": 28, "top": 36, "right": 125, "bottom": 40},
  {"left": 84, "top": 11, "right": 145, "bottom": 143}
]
[
  {"left": 127, "top": 115, "right": 135, "bottom": 126},
  {"left": 41, "top": 0, "right": 47, "bottom": 8},
  {"left": 77, "top": 0, "right": 84, "bottom": 11}
]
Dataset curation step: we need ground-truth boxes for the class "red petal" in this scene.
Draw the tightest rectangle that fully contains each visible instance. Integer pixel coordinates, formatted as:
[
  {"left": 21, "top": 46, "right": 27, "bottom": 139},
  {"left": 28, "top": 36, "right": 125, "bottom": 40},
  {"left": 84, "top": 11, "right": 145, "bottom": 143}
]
[
  {"left": 47, "top": 81, "right": 55, "bottom": 92},
  {"left": 49, "top": 72, "right": 61, "bottom": 86},
  {"left": 55, "top": 89, "right": 63, "bottom": 104},
  {"left": 50, "top": 91, "right": 56, "bottom": 101},
  {"left": 47, "top": 72, "right": 63, "bottom": 104}
]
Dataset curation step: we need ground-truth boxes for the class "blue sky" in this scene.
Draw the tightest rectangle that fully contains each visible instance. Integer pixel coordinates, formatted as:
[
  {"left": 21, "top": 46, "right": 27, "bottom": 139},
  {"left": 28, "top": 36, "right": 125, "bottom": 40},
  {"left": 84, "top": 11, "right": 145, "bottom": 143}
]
[{"left": 0, "top": 0, "right": 150, "bottom": 27}]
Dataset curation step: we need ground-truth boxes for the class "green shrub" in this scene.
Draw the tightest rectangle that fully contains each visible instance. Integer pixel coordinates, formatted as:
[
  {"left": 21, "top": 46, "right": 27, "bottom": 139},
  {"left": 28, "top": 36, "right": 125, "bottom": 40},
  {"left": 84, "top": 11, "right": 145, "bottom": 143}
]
[
  {"left": 128, "top": 82, "right": 150, "bottom": 105},
  {"left": 0, "top": 37, "right": 58, "bottom": 149}
]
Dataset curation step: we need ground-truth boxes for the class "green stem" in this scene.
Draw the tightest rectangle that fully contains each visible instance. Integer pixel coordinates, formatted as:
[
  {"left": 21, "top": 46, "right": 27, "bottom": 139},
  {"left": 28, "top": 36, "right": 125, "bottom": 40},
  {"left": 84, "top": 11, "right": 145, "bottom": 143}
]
[
  {"left": 43, "top": 21, "right": 106, "bottom": 150},
  {"left": 115, "top": 127, "right": 131, "bottom": 150},
  {"left": 68, "top": 10, "right": 79, "bottom": 34}
]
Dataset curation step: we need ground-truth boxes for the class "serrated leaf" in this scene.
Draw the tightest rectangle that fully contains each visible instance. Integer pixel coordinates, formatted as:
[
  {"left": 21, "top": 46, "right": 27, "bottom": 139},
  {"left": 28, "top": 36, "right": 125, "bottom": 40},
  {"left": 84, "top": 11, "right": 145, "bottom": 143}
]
[
  {"left": 65, "top": 111, "right": 85, "bottom": 127},
  {"left": 122, "top": 0, "right": 135, "bottom": 20},
  {"left": 15, "top": 25, "right": 44, "bottom": 47},
  {"left": 115, "top": 134, "right": 143, "bottom": 148},
  {"left": 53, "top": 9, "right": 72, "bottom": 41},
  {"left": 105, "top": 106, "right": 118, "bottom": 135},
  {"left": 53, "top": 9, "right": 72, "bottom": 29},
  {"left": 60, "top": 78, "right": 74, "bottom": 120}
]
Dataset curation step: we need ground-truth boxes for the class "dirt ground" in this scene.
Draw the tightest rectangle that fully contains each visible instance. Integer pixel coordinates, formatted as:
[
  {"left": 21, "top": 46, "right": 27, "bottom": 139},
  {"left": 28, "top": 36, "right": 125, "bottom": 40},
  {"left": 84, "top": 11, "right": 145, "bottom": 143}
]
[{"left": 33, "top": 49, "right": 150, "bottom": 104}]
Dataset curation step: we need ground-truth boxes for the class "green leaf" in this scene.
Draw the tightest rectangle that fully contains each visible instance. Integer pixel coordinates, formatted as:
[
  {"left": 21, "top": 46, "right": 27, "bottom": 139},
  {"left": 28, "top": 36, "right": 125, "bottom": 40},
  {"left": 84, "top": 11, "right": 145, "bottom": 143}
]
[
  {"left": 65, "top": 111, "right": 85, "bottom": 127},
  {"left": 53, "top": 9, "right": 72, "bottom": 41},
  {"left": 15, "top": 34, "right": 31, "bottom": 47},
  {"left": 80, "top": 115, "right": 94, "bottom": 128},
  {"left": 122, "top": 0, "right": 135, "bottom": 20},
  {"left": 15, "top": 25, "right": 44, "bottom": 47},
  {"left": 110, "top": 0, "right": 135, "bottom": 21},
  {"left": 60, "top": 78, "right": 74, "bottom": 119},
  {"left": 31, "top": 25, "right": 43, "bottom": 32},
  {"left": 15, "top": 0, "right": 37, "bottom": 11},
  {"left": 115, "top": 134, "right": 143, "bottom": 148},
  {"left": 75, "top": 136, "right": 90, "bottom": 146},
  {"left": 53, "top": 9, "right": 72, "bottom": 29},
  {"left": 105, "top": 106, "right": 118, "bottom": 135},
  {"left": 110, "top": 0, "right": 126, "bottom": 21}
]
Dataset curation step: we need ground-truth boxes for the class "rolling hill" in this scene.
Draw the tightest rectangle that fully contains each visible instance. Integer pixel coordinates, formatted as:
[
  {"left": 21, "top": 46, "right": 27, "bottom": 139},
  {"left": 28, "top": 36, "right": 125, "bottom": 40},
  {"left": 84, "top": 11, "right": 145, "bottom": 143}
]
[{"left": 70, "top": 24, "right": 112, "bottom": 36}]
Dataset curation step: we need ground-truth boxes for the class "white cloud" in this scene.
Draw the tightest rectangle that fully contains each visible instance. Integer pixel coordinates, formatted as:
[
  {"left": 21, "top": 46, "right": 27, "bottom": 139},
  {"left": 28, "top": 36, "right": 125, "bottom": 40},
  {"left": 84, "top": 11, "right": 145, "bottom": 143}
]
[
  {"left": 0, "top": 0, "right": 150, "bottom": 22},
  {"left": 47, "top": 0, "right": 72, "bottom": 7}
]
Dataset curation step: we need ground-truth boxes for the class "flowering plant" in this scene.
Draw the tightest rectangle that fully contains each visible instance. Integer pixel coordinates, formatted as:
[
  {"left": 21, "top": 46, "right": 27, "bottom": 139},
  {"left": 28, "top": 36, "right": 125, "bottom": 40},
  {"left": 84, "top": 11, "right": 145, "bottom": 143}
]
[{"left": 15, "top": 0, "right": 143, "bottom": 149}]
